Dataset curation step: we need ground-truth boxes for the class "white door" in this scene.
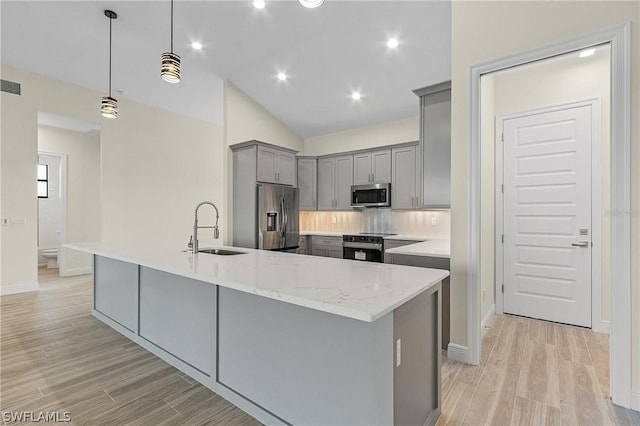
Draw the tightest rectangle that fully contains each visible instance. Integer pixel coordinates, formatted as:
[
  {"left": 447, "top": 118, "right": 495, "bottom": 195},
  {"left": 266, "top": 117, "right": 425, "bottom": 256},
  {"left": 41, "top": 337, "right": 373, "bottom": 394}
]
[{"left": 502, "top": 104, "right": 592, "bottom": 327}]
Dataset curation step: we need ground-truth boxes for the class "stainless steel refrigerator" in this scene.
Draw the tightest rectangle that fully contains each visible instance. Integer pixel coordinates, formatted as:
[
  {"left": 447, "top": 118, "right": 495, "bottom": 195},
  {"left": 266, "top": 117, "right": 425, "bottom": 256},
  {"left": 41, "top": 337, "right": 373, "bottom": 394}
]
[{"left": 256, "top": 183, "right": 299, "bottom": 251}]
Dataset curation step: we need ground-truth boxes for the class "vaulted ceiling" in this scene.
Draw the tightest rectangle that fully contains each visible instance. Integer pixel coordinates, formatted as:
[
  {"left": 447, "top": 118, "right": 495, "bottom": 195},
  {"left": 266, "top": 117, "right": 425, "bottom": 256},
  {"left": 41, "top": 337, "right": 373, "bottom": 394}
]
[{"left": 1, "top": 1, "right": 451, "bottom": 137}]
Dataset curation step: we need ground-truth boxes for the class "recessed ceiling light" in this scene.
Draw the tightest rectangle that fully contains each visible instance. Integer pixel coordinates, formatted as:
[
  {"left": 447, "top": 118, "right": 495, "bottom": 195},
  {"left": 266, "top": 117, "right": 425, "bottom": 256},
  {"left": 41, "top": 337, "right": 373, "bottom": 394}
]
[
  {"left": 253, "top": 0, "right": 266, "bottom": 9},
  {"left": 579, "top": 48, "right": 595, "bottom": 58},
  {"left": 277, "top": 72, "right": 287, "bottom": 81},
  {"left": 298, "top": 0, "right": 324, "bottom": 8},
  {"left": 387, "top": 38, "right": 399, "bottom": 49},
  {"left": 191, "top": 42, "right": 203, "bottom": 50},
  {"left": 351, "top": 92, "right": 362, "bottom": 101}
]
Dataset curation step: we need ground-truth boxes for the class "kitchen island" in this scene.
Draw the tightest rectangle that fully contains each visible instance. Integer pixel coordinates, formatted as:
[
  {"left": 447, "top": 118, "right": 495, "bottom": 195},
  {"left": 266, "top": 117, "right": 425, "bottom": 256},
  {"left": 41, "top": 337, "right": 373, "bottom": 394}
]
[{"left": 66, "top": 241, "right": 449, "bottom": 426}]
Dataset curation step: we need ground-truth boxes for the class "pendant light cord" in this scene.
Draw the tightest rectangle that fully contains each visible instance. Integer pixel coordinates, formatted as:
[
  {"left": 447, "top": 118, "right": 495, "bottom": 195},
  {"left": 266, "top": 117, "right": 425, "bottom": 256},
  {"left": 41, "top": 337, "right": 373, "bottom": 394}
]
[
  {"left": 170, "top": 0, "right": 174, "bottom": 53},
  {"left": 108, "top": 15, "right": 112, "bottom": 97}
]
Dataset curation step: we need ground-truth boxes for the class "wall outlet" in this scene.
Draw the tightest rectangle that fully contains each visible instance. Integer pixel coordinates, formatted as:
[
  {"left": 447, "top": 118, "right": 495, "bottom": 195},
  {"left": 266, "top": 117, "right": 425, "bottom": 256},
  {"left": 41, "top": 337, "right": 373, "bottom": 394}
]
[
  {"left": 431, "top": 216, "right": 438, "bottom": 226},
  {"left": 332, "top": 216, "right": 337, "bottom": 224},
  {"left": 396, "top": 339, "right": 401, "bottom": 367}
]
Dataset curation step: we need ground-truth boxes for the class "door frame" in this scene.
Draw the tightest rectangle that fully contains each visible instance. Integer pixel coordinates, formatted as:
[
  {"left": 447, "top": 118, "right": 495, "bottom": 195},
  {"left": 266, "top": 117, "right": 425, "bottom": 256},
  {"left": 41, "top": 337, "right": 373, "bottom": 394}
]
[
  {"left": 467, "top": 22, "right": 631, "bottom": 408},
  {"left": 37, "top": 151, "right": 68, "bottom": 277},
  {"left": 495, "top": 99, "right": 603, "bottom": 332}
]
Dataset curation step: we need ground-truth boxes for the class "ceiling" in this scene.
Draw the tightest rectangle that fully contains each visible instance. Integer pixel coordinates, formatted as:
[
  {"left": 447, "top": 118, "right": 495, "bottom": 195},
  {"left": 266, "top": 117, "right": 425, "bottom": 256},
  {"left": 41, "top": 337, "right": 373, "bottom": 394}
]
[{"left": 1, "top": 1, "right": 451, "bottom": 138}]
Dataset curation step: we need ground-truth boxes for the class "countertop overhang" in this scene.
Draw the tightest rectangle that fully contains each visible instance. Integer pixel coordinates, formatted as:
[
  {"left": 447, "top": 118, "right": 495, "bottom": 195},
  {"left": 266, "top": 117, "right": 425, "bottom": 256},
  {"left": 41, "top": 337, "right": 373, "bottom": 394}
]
[{"left": 66, "top": 241, "right": 449, "bottom": 323}]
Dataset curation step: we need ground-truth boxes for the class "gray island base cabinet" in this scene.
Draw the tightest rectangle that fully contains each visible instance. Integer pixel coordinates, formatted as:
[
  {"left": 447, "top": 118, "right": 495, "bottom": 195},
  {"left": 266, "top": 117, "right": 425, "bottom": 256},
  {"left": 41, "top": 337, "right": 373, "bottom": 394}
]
[{"left": 91, "top": 254, "right": 442, "bottom": 426}]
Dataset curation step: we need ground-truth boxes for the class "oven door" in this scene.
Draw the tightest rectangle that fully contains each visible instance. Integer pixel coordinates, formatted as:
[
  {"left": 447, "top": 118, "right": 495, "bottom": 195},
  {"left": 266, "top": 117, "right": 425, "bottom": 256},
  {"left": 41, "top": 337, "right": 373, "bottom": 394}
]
[{"left": 342, "top": 244, "right": 383, "bottom": 263}]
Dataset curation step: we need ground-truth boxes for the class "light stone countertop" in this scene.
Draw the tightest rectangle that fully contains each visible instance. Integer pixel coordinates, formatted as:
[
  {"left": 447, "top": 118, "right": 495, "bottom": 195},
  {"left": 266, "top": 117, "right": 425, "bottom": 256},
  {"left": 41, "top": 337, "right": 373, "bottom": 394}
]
[
  {"left": 384, "top": 239, "right": 451, "bottom": 259},
  {"left": 66, "top": 241, "right": 449, "bottom": 323}
]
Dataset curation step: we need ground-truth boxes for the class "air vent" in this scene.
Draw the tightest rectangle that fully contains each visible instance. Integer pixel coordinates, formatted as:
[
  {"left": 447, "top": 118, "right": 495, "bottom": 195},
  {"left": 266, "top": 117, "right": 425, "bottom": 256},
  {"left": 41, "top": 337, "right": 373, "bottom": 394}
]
[{"left": 1, "top": 79, "right": 21, "bottom": 95}]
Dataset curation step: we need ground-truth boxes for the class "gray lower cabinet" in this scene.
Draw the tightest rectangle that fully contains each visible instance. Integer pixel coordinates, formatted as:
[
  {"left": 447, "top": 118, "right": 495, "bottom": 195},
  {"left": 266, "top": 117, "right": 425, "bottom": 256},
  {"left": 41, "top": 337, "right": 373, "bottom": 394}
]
[
  {"left": 139, "top": 267, "right": 215, "bottom": 376},
  {"left": 384, "top": 239, "right": 423, "bottom": 263},
  {"left": 298, "top": 235, "right": 309, "bottom": 255},
  {"left": 92, "top": 254, "right": 443, "bottom": 426},
  {"left": 93, "top": 256, "right": 138, "bottom": 332},
  {"left": 217, "top": 285, "right": 441, "bottom": 426},
  {"left": 310, "top": 235, "right": 343, "bottom": 258},
  {"left": 387, "top": 253, "right": 450, "bottom": 351}
]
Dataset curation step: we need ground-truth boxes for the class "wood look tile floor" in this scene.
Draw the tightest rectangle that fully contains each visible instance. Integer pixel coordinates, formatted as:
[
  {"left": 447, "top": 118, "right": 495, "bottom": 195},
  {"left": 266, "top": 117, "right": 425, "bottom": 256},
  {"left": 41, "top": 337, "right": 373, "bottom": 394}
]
[
  {"left": 438, "top": 314, "right": 640, "bottom": 426},
  {"left": 2, "top": 269, "right": 639, "bottom": 425}
]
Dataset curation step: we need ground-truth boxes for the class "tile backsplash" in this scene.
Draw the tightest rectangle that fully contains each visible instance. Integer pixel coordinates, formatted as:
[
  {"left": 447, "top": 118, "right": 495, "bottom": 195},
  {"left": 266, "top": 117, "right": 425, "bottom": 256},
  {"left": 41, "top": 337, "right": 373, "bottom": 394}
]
[{"left": 300, "top": 209, "right": 450, "bottom": 239}]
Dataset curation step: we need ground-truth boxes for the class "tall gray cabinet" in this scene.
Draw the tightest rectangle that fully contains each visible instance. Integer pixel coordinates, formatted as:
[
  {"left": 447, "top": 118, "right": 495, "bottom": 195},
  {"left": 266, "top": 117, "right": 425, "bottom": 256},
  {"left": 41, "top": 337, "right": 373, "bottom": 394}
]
[{"left": 414, "top": 81, "right": 451, "bottom": 208}]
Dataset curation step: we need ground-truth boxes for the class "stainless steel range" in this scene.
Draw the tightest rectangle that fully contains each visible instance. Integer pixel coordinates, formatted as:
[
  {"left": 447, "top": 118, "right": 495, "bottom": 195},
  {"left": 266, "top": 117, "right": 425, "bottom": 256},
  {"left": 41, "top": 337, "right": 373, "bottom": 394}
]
[{"left": 342, "top": 233, "right": 396, "bottom": 263}]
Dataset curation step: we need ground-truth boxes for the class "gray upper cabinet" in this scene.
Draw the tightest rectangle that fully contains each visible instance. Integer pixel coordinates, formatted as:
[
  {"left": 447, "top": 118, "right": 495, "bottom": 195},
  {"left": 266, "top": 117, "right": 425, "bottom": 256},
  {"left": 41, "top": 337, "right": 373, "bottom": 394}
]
[
  {"left": 415, "top": 82, "right": 451, "bottom": 208},
  {"left": 256, "top": 145, "right": 296, "bottom": 186},
  {"left": 353, "top": 150, "right": 391, "bottom": 185},
  {"left": 392, "top": 144, "right": 420, "bottom": 210},
  {"left": 317, "top": 155, "right": 353, "bottom": 210},
  {"left": 297, "top": 158, "right": 317, "bottom": 211}
]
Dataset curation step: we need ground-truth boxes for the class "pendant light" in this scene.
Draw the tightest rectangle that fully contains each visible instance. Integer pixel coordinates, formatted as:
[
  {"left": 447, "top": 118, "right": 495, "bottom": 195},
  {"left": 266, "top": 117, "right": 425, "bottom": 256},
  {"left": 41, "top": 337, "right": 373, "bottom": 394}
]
[
  {"left": 161, "top": 0, "right": 181, "bottom": 83},
  {"left": 101, "top": 10, "right": 118, "bottom": 119},
  {"left": 298, "top": 0, "right": 324, "bottom": 8}
]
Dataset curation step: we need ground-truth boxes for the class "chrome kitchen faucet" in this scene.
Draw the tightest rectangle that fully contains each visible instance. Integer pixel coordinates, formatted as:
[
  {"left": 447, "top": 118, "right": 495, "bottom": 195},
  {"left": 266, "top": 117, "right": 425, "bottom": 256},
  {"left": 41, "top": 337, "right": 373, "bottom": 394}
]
[{"left": 190, "top": 201, "right": 220, "bottom": 254}]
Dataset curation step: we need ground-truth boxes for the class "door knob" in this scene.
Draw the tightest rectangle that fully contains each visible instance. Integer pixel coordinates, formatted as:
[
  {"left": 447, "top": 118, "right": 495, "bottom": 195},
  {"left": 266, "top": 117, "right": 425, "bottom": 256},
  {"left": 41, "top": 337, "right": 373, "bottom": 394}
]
[{"left": 571, "top": 241, "right": 589, "bottom": 247}]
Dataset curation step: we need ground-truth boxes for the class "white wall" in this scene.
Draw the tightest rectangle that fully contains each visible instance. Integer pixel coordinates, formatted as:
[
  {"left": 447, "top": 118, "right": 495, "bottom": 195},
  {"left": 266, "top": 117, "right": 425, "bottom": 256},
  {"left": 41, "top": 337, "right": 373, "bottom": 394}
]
[
  {"left": 1, "top": 74, "right": 38, "bottom": 294},
  {"left": 37, "top": 153, "right": 62, "bottom": 252},
  {"left": 303, "top": 116, "right": 419, "bottom": 156},
  {"left": 450, "top": 0, "right": 639, "bottom": 392},
  {"left": 38, "top": 125, "right": 101, "bottom": 275},
  {"left": 480, "top": 74, "right": 496, "bottom": 321},
  {"left": 224, "top": 81, "right": 303, "bottom": 151},
  {"left": 0, "top": 66, "right": 224, "bottom": 293}
]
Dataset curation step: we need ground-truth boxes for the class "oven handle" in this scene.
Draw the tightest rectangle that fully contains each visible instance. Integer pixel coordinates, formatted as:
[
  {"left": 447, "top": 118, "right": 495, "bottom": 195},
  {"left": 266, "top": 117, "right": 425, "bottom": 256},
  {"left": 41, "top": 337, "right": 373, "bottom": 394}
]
[{"left": 342, "top": 242, "right": 383, "bottom": 251}]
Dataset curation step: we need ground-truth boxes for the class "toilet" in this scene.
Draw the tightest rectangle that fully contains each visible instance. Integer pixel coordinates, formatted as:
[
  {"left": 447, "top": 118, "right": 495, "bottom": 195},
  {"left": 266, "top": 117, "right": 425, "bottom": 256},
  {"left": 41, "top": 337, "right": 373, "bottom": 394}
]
[{"left": 41, "top": 249, "right": 59, "bottom": 268}]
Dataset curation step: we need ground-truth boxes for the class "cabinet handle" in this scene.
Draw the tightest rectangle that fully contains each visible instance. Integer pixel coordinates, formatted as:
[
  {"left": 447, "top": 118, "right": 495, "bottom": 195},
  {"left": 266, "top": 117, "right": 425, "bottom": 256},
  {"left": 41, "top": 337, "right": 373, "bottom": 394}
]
[{"left": 276, "top": 172, "right": 279, "bottom": 182}]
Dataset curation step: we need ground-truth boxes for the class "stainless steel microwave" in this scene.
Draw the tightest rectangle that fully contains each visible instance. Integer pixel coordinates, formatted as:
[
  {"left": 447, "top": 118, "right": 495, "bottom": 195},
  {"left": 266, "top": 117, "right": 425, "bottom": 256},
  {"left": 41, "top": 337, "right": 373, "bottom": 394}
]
[{"left": 351, "top": 183, "right": 391, "bottom": 207}]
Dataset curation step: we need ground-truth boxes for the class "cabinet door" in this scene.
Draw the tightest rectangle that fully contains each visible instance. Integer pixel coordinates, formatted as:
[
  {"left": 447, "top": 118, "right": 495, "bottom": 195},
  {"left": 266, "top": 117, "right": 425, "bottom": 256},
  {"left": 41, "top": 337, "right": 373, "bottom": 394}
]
[
  {"left": 421, "top": 89, "right": 451, "bottom": 207},
  {"left": 371, "top": 149, "right": 391, "bottom": 183},
  {"left": 317, "top": 158, "right": 336, "bottom": 210},
  {"left": 311, "top": 247, "right": 328, "bottom": 257},
  {"left": 257, "top": 146, "right": 277, "bottom": 183},
  {"left": 328, "top": 247, "right": 344, "bottom": 259},
  {"left": 276, "top": 151, "right": 296, "bottom": 186},
  {"left": 297, "top": 159, "right": 317, "bottom": 210},
  {"left": 94, "top": 256, "right": 138, "bottom": 332},
  {"left": 335, "top": 155, "right": 354, "bottom": 210},
  {"left": 353, "top": 152, "right": 372, "bottom": 185},
  {"left": 392, "top": 146, "right": 418, "bottom": 209}
]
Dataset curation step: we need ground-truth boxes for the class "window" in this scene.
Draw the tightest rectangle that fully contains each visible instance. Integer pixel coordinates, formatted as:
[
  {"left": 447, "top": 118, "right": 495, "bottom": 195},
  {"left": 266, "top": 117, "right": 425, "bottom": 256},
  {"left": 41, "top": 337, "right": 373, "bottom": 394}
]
[{"left": 37, "top": 164, "right": 48, "bottom": 198}]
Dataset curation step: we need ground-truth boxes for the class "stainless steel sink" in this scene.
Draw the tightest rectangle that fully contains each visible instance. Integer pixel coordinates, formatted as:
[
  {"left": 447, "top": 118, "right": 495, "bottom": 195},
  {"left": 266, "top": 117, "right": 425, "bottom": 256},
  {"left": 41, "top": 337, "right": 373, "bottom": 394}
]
[{"left": 198, "top": 248, "right": 246, "bottom": 256}]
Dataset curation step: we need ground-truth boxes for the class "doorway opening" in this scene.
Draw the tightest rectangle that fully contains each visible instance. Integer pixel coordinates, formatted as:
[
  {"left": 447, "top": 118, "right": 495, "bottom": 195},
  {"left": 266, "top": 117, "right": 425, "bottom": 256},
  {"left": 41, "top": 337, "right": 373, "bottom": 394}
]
[
  {"left": 37, "top": 112, "right": 101, "bottom": 280},
  {"left": 468, "top": 23, "right": 632, "bottom": 408}
]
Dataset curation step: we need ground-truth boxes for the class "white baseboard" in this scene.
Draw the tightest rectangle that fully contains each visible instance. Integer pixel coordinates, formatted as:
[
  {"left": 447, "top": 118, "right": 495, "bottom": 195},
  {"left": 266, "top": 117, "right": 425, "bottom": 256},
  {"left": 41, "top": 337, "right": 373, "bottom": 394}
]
[
  {"left": 631, "top": 389, "right": 640, "bottom": 411},
  {"left": 597, "top": 320, "right": 610, "bottom": 335},
  {"left": 481, "top": 304, "right": 496, "bottom": 335},
  {"left": 447, "top": 343, "right": 469, "bottom": 364},
  {"left": 61, "top": 267, "right": 92, "bottom": 277},
  {"left": 0, "top": 281, "right": 40, "bottom": 296}
]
